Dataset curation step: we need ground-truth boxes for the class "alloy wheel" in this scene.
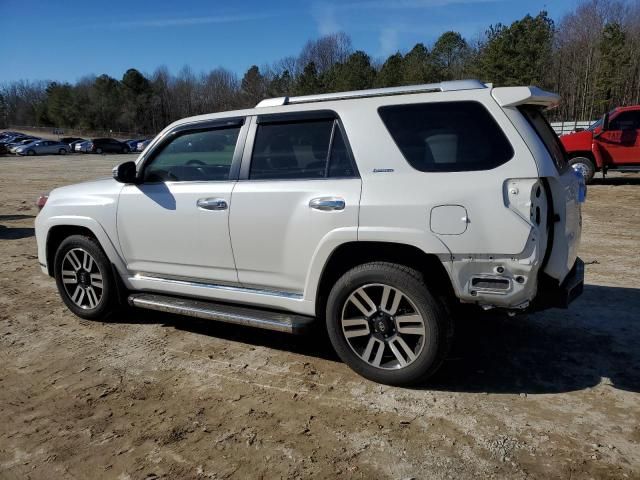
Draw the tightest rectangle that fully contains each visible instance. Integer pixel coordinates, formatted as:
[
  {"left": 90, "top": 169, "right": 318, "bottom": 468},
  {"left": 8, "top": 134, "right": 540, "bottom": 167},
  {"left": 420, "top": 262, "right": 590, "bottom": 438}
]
[
  {"left": 61, "top": 248, "right": 104, "bottom": 309},
  {"left": 340, "top": 283, "right": 427, "bottom": 370}
]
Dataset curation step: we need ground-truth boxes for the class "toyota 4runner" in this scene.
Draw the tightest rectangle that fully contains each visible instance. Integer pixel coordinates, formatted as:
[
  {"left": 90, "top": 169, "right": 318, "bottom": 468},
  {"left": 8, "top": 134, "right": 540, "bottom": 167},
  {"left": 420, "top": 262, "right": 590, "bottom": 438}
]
[{"left": 35, "top": 80, "right": 585, "bottom": 385}]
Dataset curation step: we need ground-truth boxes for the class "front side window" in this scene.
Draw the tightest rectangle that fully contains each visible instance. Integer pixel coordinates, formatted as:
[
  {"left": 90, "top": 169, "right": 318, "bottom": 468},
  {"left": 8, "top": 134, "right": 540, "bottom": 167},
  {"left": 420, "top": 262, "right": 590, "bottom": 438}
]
[
  {"left": 143, "top": 127, "right": 240, "bottom": 182},
  {"left": 250, "top": 118, "right": 355, "bottom": 180},
  {"left": 379, "top": 101, "right": 514, "bottom": 172}
]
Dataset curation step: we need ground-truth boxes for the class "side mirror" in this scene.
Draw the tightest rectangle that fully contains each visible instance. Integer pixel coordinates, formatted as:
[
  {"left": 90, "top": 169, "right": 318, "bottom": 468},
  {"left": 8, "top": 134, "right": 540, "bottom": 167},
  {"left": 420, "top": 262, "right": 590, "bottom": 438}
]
[{"left": 112, "top": 161, "right": 138, "bottom": 184}]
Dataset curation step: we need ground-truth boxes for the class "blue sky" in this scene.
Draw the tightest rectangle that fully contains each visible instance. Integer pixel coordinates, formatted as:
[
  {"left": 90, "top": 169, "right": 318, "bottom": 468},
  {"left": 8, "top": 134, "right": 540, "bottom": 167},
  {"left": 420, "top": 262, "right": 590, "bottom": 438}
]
[{"left": 1, "top": 0, "right": 579, "bottom": 83}]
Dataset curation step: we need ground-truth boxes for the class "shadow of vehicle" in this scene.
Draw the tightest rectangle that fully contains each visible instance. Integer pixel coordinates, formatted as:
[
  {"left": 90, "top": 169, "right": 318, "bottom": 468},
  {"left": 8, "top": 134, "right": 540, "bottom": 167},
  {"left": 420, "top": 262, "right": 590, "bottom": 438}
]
[
  {"left": 0, "top": 225, "right": 35, "bottom": 239},
  {"left": 107, "top": 283, "right": 639, "bottom": 394},
  {"left": 591, "top": 175, "right": 640, "bottom": 186},
  {"left": 431, "top": 284, "right": 640, "bottom": 394},
  {"left": 0, "top": 214, "right": 35, "bottom": 221}
]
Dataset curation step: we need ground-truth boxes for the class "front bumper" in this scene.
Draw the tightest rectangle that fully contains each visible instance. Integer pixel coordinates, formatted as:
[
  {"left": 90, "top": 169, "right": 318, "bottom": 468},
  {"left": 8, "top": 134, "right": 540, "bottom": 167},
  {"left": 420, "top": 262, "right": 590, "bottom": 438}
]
[{"left": 533, "top": 258, "right": 584, "bottom": 310}]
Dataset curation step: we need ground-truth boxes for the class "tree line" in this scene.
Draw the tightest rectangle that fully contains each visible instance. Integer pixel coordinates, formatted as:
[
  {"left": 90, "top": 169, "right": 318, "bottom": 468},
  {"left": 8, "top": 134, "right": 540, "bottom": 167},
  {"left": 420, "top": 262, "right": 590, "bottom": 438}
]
[{"left": 1, "top": 0, "right": 638, "bottom": 135}]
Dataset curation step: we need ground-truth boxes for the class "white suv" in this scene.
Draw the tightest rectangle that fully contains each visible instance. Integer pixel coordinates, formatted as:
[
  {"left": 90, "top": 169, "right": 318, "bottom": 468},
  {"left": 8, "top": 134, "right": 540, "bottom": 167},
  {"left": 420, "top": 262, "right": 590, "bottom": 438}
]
[{"left": 35, "top": 80, "right": 585, "bottom": 385}]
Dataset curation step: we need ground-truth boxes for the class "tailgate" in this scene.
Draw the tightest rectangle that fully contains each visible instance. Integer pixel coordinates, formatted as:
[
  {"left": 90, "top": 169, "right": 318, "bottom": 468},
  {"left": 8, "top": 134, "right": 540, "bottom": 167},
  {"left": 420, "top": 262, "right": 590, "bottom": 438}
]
[{"left": 544, "top": 168, "right": 584, "bottom": 282}]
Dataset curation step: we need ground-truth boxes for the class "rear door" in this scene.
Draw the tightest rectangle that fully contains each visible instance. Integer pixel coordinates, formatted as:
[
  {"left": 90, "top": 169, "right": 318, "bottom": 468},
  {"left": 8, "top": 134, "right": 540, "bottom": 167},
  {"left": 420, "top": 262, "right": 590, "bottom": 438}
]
[{"left": 229, "top": 113, "right": 361, "bottom": 294}]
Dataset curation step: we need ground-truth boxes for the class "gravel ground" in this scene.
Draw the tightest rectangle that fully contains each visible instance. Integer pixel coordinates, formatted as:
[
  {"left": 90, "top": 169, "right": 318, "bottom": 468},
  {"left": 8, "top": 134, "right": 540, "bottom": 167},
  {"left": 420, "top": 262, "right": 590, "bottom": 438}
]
[{"left": 0, "top": 153, "right": 639, "bottom": 479}]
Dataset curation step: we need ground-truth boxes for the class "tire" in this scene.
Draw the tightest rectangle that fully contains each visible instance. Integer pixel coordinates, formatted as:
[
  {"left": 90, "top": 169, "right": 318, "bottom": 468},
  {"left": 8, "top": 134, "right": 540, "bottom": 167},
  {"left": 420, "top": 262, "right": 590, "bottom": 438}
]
[
  {"left": 95, "top": 147, "right": 103, "bottom": 154},
  {"left": 58, "top": 148, "right": 67, "bottom": 155},
  {"left": 326, "top": 262, "right": 451, "bottom": 386},
  {"left": 54, "top": 235, "right": 117, "bottom": 320},
  {"left": 27, "top": 149, "right": 35, "bottom": 156},
  {"left": 122, "top": 146, "right": 130, "bottom": 154},
  {"left": 569, "top": 156, "right": 595, "bottom": 183}
]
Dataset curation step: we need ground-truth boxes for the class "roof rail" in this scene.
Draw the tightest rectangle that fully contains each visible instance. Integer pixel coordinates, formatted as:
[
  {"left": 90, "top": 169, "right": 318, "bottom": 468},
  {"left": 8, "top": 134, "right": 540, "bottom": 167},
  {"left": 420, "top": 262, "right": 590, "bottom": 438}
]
[{"left": 255, "top": 79, "right": 487, "bottom": 108}]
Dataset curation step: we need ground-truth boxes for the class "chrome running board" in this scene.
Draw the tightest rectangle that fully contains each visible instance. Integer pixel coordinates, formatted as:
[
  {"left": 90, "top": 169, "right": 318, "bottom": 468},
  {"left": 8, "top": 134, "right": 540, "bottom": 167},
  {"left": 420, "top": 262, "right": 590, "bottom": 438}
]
[{"left": 128, "top": 293, "right": 315, "bottom": 334}]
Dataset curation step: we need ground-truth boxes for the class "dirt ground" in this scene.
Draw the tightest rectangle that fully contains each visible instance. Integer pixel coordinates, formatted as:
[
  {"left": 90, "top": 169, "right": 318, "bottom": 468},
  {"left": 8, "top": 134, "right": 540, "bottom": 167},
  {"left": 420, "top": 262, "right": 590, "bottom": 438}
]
[{"left": 1, "top": 153, "right": 639, "bottom": 480}]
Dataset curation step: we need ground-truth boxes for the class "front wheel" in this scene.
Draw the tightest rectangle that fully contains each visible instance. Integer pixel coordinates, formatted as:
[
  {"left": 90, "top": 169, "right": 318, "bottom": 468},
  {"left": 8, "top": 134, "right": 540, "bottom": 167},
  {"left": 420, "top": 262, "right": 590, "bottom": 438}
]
[
  {"left": 54, "top": 235, "right": 117, "bottom": 320},
  {"left": 27, "top": 149, "right": 35, "bottom": 156},
  {"left": 58, "top": 148, "right": 67, "bottom": 155},
  {"left": 569, "top": 156, "right": 595, "bottom": 183},
  {"left": 95, "top": 147, "right": 103, "bottom": 154},
  {"left": 122, "top": 146, "right": 130, "bottom": 154},
  {"left": 326, "top": 262, "right": 451, "bottom": 386}
]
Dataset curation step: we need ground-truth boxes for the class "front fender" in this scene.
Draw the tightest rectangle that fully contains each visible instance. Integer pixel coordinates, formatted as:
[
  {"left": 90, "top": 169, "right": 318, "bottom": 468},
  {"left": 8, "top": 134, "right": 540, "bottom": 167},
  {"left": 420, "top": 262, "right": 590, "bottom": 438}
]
[{"left": 36, "top": 215, "right": 129, "bottom": 282}]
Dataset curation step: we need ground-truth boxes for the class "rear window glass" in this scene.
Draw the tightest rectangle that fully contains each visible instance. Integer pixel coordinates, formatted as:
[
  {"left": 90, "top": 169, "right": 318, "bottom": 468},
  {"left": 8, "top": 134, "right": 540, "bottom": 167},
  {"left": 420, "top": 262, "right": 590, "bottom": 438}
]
[
  {"left": 378, "top": 101, "right": 514, "bottom": 172},
  {"left": 519, "top": 105, "right": 567, "bottom": 171},
  {"left": 250, "top": 119, "right": 356, "bottom": 180}
]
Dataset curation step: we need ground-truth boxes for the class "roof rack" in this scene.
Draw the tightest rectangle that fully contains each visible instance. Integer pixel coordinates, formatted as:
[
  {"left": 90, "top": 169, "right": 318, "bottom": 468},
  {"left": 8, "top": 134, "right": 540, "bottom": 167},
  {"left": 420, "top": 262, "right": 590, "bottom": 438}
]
[{"left": 256, "top": 79, "right": 488, "bottom": 108}]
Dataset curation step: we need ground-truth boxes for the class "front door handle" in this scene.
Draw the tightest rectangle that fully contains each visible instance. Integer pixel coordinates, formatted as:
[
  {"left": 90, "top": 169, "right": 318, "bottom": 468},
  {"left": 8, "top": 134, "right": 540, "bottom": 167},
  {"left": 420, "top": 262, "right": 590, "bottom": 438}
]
[
  {"left": 309, "top": 197, "right": 345, "bottom": 211},
  {"left": 197, "top": 198, "right": 228, "bottom": 210}
]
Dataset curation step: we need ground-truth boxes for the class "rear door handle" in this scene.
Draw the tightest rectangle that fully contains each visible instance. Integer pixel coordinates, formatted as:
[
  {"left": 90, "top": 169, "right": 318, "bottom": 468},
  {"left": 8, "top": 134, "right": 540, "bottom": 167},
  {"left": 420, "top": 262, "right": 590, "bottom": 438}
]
[
  {"left": 309, "top": 197, "right": 345, "bottom": 211},
  {"left": 197, "top": 198, "right": 228, "bottom": 210}
]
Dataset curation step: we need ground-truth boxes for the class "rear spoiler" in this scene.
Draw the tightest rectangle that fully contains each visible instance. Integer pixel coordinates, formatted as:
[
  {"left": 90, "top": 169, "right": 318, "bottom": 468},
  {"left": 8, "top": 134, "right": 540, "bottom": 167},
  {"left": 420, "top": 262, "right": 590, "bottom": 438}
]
[{"left": 491, "top": 86, "right": 560, "bottom": 109}]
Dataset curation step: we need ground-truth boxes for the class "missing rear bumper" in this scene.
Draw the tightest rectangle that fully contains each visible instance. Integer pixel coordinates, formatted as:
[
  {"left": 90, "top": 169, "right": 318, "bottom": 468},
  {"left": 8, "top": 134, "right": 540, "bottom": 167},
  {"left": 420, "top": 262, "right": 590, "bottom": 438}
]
[{"left": 533, "top": 258, "right": 584, "bottom": 310}]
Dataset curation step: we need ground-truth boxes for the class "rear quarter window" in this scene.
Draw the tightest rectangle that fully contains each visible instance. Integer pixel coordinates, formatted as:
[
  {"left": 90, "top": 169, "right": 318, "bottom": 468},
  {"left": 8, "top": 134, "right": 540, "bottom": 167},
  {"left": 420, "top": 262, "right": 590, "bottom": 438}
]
[
  {"left": 378, "top": 101, "right": 514, "bottom": 172},
  {"left": 518, "top": 105, "right": 568, "bottom": 172}
]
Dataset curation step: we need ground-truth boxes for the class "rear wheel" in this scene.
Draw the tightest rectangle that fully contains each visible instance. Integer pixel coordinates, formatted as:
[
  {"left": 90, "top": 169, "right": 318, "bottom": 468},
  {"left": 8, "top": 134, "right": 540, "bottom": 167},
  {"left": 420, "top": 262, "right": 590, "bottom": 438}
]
[
  {"left": 54, "top": 235, "right": 117, "bottom": 320},
  {"left": 122, "top": 146, "right": 130, "bottom": 154},
  {"left": 569, "top": 156, "right": 595, "bottom": 183},
  {"left": 95, "top": 147, "right": 103, "bottom": 154},
  {"left": 326, "top": 262, "right": 451, "bottom": 386}
]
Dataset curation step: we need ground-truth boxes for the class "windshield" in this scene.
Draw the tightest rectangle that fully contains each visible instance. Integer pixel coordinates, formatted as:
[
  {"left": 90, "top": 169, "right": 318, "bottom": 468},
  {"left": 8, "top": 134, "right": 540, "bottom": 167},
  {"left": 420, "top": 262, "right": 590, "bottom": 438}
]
[
  {"left": 588, "top": 118, "right": 602, "bottom": 131},
  {"left": 518, "top": 105, "right": 568, "bottom": 172}
]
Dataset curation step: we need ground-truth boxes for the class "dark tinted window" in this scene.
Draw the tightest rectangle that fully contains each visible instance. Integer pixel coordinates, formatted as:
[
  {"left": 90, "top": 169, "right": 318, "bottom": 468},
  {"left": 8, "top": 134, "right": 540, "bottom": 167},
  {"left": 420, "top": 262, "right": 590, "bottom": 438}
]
[
  {"left": 378, "top": 101, "right": 514, "bottom": 172},
  {"left": 250, "top": 119, "right": 355, "bottom": 180},
  {"left": 610, "top": 111, "right": 640, "bottom": 130},
  {"left": 519, "top": 105, "right": 567, "bottom": 171},
  {"left": 143, "top": 127, "right": 240, "bottom": 182}
]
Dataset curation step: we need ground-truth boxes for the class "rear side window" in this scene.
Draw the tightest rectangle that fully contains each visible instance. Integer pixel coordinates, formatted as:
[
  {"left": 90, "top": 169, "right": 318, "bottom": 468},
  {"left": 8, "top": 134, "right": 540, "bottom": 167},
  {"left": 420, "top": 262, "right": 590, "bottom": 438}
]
[
  {"left": 143, "top": 127, "right": 240, "bottom": 182},
  {"left": 250, "top": 119, "right": 356, "bottom": 180},
  {"left": 519, "top": 105, "right": 567, "bottom": 171},
  {"left": 378, "top": 101, "right": 514, "bottom": 172},
  {"left": 609, "top": 111, "right": 640, "bottom": 130}
]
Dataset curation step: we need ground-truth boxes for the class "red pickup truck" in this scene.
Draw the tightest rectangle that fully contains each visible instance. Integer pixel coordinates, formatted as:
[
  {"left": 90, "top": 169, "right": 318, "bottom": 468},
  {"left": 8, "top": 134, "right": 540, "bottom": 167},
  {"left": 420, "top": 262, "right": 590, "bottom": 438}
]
[{"left": 561, "top": 106, "right": 640, "bottom": 182}]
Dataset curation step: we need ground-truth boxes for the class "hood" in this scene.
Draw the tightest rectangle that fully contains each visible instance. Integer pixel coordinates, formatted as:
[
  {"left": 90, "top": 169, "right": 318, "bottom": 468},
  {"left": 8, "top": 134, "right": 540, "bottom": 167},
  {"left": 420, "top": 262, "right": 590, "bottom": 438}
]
[
  {"left": 49, "top": 177, "right": 121, "bottom": 202},
  {"left": 560, "top": 129, "right": 593, "bottom": 152}
]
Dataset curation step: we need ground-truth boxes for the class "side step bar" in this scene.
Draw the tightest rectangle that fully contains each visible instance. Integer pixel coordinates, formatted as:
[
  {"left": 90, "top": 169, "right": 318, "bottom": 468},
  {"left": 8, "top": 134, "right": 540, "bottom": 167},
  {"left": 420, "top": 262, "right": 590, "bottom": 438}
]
[{"left": 128, "top": 293, "right": 315, "bottom": 334}]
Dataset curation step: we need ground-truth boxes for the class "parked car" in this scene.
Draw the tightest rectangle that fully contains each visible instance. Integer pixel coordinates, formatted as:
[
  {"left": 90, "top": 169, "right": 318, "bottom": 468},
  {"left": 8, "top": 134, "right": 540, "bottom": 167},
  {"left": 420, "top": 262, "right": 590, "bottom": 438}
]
[
  {"left": 8, "top": 137, "right": 42, "bottom": 153},
  {"left": 74, "top": 140, "right": 92, "bottom": 153},
  {"left": 87, "top": 138, "right": 130, "bottom": 154},
  {"left": 68, "top": 139, "right": 88, "bottom": 152},
  {"left": 35, "top": 80, "right": 585, "bottom": 386},
  {"left": 136, "top": 139, "right": 151, "bottom": 151},
  {"left": 60, "top": 137, "right": 84, "bottom": 150},
  {"left": 1, "top": 134, "right": 38, "bottom": 147},
  {"left": 16, "top": 139, "right": 69, "bottom": 156},
  {"left": 124, "top": 138, "right": 144, "bottom": 151},
  {"left": 561, "top": 105, "right": 640, "bottom": 182}
]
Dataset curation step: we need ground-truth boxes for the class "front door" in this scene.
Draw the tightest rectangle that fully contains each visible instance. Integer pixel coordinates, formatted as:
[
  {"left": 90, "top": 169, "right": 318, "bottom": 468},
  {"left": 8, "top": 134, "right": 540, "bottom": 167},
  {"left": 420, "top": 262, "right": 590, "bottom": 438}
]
[
  {"left": 229, "top": 114, "right": 361, "bottom": 293},
  {"left": 598, "top": 110, "right": 640, "bottom": 165},
  {"left": 117, "top": 121, "right": 245, "bottom": 284}
]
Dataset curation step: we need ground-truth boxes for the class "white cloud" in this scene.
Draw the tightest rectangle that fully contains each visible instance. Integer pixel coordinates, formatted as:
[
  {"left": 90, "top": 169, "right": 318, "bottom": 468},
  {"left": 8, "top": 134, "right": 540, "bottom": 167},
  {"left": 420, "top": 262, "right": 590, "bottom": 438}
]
[
  {"left": 312, "top": 3, "right": 341, "bottom": 35},
  {"left": 379, "top": 27, "right": 399, "bottom": 56},
  {"left": 107, "top": 13, "right": 275, "bottom": 29}
]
